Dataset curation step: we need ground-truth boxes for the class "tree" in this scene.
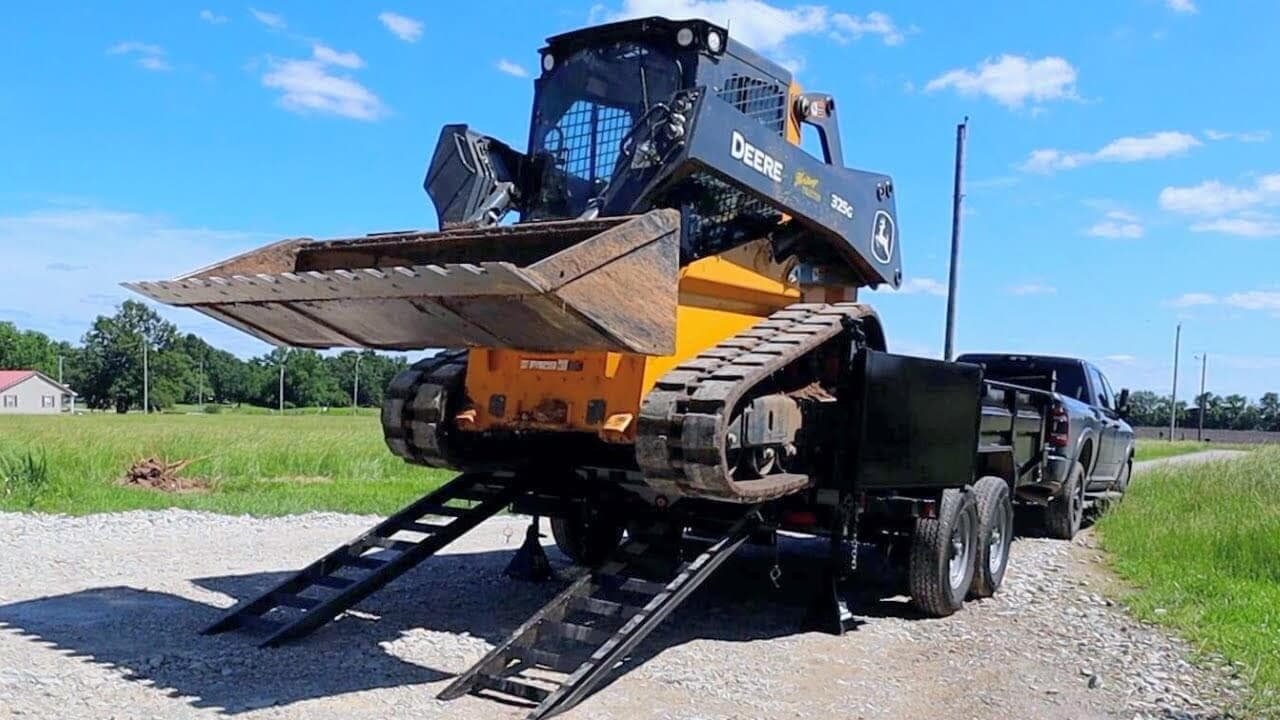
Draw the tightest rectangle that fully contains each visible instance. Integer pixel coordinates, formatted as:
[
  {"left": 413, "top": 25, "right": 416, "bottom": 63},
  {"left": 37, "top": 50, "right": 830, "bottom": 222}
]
[
  {"left": 1260, "top": 393, "right": 1280, "bottom": 432},
  {"left": 79, "top": 300, "right": 180, "bottom": 411}
]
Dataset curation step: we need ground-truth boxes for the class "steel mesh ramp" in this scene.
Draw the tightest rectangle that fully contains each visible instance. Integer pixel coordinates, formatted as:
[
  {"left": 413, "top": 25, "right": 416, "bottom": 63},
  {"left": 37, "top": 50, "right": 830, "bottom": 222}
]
[
  {"left": 439, "top": 508, "right": 760, "bottom": 719},
  {"left": 202, "top": 472, "right": 523, "bottom": 647}
]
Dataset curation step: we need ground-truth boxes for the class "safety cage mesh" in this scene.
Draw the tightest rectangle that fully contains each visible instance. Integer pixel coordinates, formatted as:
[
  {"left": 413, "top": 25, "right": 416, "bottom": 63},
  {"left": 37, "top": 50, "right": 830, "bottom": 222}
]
[
  {"left": 717, "top": 75, "right": 788, "bottom": 136},
  {"left": 672, "top": 75, "right": 789, "bottom": 257},
  {"left": 544, "top": 100, "right": 633, "bottom": 187}
]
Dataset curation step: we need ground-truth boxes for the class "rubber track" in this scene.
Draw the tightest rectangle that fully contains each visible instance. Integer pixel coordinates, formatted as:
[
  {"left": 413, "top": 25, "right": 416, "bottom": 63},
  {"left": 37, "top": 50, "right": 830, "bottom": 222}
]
[
  {"left": 636, "top": 302, "right": 875, "bottom": 503},
  {"left": 381, "top": 349, "right": 468, "bottom": 469}
]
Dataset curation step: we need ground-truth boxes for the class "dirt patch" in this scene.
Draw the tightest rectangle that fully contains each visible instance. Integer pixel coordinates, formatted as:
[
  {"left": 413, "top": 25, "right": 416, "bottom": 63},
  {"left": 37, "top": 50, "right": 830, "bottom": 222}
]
[{"left": 120, "top": 458, "right": 209, "bottom": 493}]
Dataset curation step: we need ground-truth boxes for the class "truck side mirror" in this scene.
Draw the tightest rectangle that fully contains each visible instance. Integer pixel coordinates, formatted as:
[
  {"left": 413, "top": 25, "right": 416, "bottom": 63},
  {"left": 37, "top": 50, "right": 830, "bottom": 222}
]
[{"left": 1117, "top": 388, "right": 1130, "bottom": 415}]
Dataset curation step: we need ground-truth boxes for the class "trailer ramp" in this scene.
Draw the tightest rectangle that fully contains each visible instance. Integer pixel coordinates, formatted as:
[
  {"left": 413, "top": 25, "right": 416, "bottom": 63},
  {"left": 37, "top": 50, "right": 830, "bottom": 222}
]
[
  {"left": 439, "top": 508, "right": 761, "bottom": 719},
  {"left": 202, "top": 472, "right": 522, "bottom": 647}
]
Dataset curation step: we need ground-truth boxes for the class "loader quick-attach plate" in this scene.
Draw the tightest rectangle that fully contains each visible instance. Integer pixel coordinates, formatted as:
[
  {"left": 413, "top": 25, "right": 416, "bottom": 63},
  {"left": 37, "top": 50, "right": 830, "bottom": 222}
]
[{"left": 124, "top": 210, "right": 680, "bottom": 355}]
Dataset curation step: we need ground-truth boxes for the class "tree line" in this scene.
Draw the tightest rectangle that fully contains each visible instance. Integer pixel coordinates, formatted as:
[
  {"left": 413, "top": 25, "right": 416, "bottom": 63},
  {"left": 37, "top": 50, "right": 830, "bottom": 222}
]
[
  {"left": 1122, "top": 390, "right": 1280, "bottom": 432},
  {"left": 0, "top": 301, "right": 409, "bottom": 412},
  {"left": 5, "top": 302, "right": 1280, "bottom": 428}
]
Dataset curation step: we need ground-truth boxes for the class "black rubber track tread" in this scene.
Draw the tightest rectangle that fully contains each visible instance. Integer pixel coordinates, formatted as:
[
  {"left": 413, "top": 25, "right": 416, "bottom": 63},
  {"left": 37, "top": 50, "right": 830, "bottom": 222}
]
[
  {"left": 636, "top": 302, "right": 880, "bottom": 502},
  {"left": 969, "top": 476, "right": 1012, "bottom": 599},
  {"left": 908, "top": 488, "right": 976, "bottom": 618},
  {"left": 1044, "top": 461, "right": 1085, "bottom": 540},
  {"left": 381, "top": 349, "right": 468, "bottom": 469}
]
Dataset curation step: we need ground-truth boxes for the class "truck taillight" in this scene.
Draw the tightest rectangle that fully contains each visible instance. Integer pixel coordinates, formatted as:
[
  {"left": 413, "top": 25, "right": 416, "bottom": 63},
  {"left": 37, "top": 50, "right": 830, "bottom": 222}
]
[{"left": 1048, "top": 403, "right": 1069, "bottom": 448}]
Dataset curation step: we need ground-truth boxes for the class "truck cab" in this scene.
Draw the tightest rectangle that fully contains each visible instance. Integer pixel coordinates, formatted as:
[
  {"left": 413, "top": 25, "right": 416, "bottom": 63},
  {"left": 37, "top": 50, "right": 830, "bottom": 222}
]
[{"left": 960, "top": 353, "right": 1136, "bottom": 538}]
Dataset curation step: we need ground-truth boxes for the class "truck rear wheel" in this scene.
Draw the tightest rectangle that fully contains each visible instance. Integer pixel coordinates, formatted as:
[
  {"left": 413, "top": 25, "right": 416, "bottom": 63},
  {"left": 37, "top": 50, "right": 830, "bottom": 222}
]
[
  {"left": 908, "top": 488, "right": 978, "bottom": 617},
  {"left": 551, "top": 510, "right": 624, "bottom": 567},
  {"left": 1045, "top": 461, "right": 1085, "bottom": 540},
  {"left": 969, "top": 476, "right": 1013, "bottom": 599}
]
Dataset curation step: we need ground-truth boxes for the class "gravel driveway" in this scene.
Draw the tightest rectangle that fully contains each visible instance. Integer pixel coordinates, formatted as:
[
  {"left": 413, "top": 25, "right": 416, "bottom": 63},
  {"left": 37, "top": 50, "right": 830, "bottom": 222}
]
[{"left": 0, "top": 452, "right": 1248, "bottom": 719}]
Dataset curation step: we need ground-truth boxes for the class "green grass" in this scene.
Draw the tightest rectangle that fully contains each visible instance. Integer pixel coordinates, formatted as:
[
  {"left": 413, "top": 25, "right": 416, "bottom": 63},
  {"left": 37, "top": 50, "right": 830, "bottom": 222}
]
[
  {"left": 0, "top": 414, "right": 451, "bottom": 516},
  {"left": 1099, "top": 447, "right": 1280, "bottom": 717},
  {"left": 1135, "top": 439, "right": 1223, "bottom": 462}
]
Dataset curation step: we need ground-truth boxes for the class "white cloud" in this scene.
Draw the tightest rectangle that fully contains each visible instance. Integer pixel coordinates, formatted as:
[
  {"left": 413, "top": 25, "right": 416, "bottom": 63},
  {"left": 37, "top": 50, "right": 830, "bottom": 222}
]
[
  {"left": 888, "top": 277, "right": 947, "bottom": 296},
  {"left": 199, "top": 9, "right": 228, "bottom": 23},
  {"left": 1166, "top": 0, "right": 1197, "bottom": 14},
  {"left": 0, "top": 207, "right": 275, "bottom": 356},
  {"left": 1190, "top": 217, "right": 1280, "bottom": 238},
  {"left": 378, "top": 11, "right": 423, "bottom": 42},
  {"left": 1022, "top": 131, "right": 1200, "bottom": 173},
  {"left": 250, "top": 8, "right": 286, "bottom": 30},
  {"left": 107, "top": 42, "right": 171, "bottom": 72},
  {"left": 261, "top": 58, "right": 386, "bottom": 121},
  {"left": 925, "top": 54, "right": 1077, "bottom": 109},
  {"left": 1225, "top": 291, "right": 1280, "bottom": 312},
  {"left": 1159, "top": 175, "right": 1280, "bottom": 234},
  {"left": 1205, "top": 129, "right": 1270, "bottom": 143},
  {"left": 496, "top": 59, "right": 529, "bottom": 78},
  {"left": 312, "top": 43, "right": 365, "bottom": 69},
  {"left": 1009, "top": 283, "right": 1057, "bottom": 296},
  {"left": 830, "top": 10, "right": 907, "bottom": 46},
  {"left": 1087, "top": 210, "right": 1145, "bottom": 239},
  {"left": 1166, "top": 290, "right": 1280, "bottom": 313},
  {"left": 1158, "top": 178, "right": 1274, "bottom": 216},
  {"left": 604, "top": 0, "right": 908, "bottom": 55},
  {"left": 1168, "top": 292, "right": 1217, "bottom": 307},
  {"left": 1105, "top": 354, "right": 1137, "bottom": 363}
]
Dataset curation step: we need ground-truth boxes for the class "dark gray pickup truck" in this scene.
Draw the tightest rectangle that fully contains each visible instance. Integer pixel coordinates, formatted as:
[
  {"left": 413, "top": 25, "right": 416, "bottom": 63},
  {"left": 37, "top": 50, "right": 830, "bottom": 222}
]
[{"left": 961, "top": 353, "right": 1136, "bottom": 540}]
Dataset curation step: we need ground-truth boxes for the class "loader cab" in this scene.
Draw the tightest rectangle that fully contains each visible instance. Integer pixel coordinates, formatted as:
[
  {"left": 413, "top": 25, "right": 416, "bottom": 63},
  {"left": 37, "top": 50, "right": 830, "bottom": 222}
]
[{"left": 525, "top": 17, "right": 797, "bottom": 224}]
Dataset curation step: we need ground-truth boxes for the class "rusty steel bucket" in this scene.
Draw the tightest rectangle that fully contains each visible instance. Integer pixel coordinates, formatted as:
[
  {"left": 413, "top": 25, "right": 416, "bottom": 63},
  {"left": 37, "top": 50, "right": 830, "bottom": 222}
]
[{"left": 125, "top": 209, "right": 680, "bottom": 355}]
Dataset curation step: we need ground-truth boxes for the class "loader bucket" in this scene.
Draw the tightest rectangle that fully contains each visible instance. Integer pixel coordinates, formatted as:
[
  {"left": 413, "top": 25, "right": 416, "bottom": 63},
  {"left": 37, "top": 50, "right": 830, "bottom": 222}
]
[{"left": 125, "top": 209, "right": 680, "bottom": 355}]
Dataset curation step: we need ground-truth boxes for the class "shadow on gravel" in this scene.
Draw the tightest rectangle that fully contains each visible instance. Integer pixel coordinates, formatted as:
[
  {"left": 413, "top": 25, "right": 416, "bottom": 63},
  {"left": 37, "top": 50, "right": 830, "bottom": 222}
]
[{"left": 0, "top": 537, "right": 934, "bottom": 715}]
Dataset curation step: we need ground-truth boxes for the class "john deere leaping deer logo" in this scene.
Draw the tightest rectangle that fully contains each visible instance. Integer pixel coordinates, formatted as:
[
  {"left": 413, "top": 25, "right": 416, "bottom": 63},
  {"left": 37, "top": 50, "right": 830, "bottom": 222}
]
[
  {"left": 792, "top": 170, "right": 821, "bottom": 202},
  {"left": 872, "top": 210, "right": 895, "bottom": 264}
]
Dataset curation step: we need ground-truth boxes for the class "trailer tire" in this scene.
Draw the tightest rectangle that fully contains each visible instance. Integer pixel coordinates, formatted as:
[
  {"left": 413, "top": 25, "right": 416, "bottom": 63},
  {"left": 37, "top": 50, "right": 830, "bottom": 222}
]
[
  {"left": 908, "top": 488, "right": 978, "bottom": 617},
  {"left": 969, "top": 476, "right": 1013, "bottom": 599},
  {"left": 1045, "top": 461, "right": 1085, "bottom": 540},
  {"left": 551, "top": 511, "right": 624, "bottom": 567}
]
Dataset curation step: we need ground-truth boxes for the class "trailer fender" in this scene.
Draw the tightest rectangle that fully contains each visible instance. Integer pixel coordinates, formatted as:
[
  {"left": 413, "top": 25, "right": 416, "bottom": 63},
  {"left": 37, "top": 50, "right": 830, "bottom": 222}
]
[{"left": 975, "top": 446, "right": 1015, "bottom": 489}]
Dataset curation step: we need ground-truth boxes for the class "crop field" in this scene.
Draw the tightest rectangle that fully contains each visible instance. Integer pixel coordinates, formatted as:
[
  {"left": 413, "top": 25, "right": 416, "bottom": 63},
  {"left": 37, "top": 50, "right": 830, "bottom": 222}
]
[
  {"left": 1100, "top": 447, "right": 1280, "bottom": 716},
  {"left": 0, "top": 414, "right": 451, "bottom": 516}
]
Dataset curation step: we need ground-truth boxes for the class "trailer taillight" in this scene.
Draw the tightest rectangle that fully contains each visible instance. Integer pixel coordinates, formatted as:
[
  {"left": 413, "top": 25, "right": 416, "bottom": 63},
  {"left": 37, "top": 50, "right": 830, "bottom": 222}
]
[{"left": 1048, "top": 403, "right": 1070, "bottom": 448}]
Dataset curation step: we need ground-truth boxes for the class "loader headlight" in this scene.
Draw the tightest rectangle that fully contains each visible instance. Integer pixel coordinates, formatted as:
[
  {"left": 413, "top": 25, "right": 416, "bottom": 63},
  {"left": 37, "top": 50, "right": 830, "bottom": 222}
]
[
  {"left": 706, "top": 30, "right": 724, "bottom": 52},
  {"left": 676, "top": 27, "right": 695, "bottom": 47},
  {"left": 541, "top": 53, "right": 555, "bottom": 72}
]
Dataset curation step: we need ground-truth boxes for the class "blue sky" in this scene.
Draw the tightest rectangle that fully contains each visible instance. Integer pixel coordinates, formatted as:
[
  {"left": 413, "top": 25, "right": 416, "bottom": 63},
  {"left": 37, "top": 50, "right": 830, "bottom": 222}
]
[{"left": 2, "top": 0, "right": 1278, "bottom": 398}]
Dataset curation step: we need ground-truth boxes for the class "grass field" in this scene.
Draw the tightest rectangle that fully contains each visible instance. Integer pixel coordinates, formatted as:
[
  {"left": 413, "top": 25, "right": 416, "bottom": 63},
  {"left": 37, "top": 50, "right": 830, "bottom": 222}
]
[
  {"left": 1100, "top": 447, "right": 1280, "bottom": 716},
  {"left": 0, "top": 414, "right": 452, "bottom": 516}
]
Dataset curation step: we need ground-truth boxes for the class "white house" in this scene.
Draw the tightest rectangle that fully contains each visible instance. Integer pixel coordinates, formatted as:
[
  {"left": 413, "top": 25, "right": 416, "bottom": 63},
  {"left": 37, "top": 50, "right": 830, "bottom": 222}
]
[{"left": 0, "top": 370, "right": 77, "bottom": 415}]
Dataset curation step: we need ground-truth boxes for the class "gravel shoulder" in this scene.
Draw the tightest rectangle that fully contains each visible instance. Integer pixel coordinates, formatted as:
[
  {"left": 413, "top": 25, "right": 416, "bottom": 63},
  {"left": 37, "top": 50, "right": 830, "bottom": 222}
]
[{"left": 0, "top": 452, "right": 1249, "bottom": 719}]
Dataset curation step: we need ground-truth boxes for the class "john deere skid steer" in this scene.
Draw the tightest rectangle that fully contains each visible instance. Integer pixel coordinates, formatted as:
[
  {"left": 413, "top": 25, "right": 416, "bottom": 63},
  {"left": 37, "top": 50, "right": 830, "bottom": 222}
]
[{"left": 130, "top": 17, "right": 1012, "bottom": 719}]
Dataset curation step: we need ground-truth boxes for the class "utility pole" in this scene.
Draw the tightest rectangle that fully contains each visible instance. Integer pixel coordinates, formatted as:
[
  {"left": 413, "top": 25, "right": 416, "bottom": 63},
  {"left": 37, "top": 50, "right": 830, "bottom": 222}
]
[
  {"left": 352, "top": 354, "right": 363, "bottom": 410},
  {"left": 278, "top": 350, "right": 287, "bottom": 414},
  {"left": 943, "top": 117, "right": 968, "bottom": 361},
  {"left": 198, "top": 358, "right": 205, "bottom": 410},
  {"left": 1168, "top": 323, "right": 1181, "bottom": 441},
  {"left": 1196, "top": 353, "right": 1208, "bottom": 442},
  {"left": 142, "top": 341, "right": 149, "bottom": 415}
]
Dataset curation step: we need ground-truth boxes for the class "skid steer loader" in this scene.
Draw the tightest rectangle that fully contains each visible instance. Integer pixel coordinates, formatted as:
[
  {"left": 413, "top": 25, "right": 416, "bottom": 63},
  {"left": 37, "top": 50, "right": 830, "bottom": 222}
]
[{"left": 129, "top": 17, "right": 1019, "bottom": 719}]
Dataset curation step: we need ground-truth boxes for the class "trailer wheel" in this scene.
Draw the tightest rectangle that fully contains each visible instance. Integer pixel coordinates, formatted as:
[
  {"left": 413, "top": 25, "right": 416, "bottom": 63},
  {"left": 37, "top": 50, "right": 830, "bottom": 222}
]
[
  {"left": 908, "top": 488, "right": 978, "bottom": 617},
  {"left": 969, "top": 476, "right": 1013, "bottom": 599},
  {"left": 551, "top": 510, "right": 624, "bottom": 567},
  {"left": 1045, "top": 461, "right": 1085, "bottom": 540}
]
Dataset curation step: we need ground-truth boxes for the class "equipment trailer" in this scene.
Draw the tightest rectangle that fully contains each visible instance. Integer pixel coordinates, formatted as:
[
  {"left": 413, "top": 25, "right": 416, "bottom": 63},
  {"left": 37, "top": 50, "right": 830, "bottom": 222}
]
[{"left": 126, "top": 16, "right": 1060, "bottom": 718}]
